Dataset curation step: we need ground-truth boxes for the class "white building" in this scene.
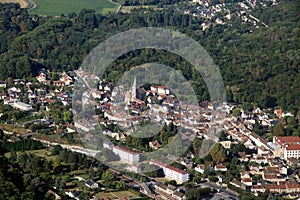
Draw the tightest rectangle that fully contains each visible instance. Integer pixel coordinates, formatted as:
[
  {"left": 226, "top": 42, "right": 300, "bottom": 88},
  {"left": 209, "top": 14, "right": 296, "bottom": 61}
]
[
  {"left": 12, "top": 101, "right": 33, "bottom": 111},
  {"left": 150, "top": 85, "right": 170, "bottom": 95},
  {"left": 149, "top": 159, "right": 189, "bottom": 184},
  {"left": 273, "top": 136, "right": 300, "bottom": 159},
  {"left": 112, "top": 146, "right": 140, "bottom": 165},
  {"left": 74, "top": 119, "right": 95, "bottom": 132}
]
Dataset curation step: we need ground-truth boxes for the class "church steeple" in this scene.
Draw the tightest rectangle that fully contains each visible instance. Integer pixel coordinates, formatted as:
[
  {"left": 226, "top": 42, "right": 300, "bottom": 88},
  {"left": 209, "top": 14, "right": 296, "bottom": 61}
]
[{"left": 131, "top": 76, "right": 136, "bottom": 101}]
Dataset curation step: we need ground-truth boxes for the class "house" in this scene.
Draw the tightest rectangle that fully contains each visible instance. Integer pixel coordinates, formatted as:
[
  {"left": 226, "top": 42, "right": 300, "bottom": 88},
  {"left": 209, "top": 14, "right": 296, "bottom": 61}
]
[
  {"left": 85, "top": 180, "right": 98, "bottom": 188},
  {"left": 60, "top": 72, "right": 73, "bottom": 85},
  {"left": 238, "top": 152, "right": 249, "bottom": 162},
  {"left": 74, "top": 118, "right": 95, "bottom": 132},
  {"left": 241, "top": 177, "right": 252, "bottom": 186},
  {"left": 64, "top": 124, "right": 76, "bottom": 133},
  {"left": 274, "top": 109, "right": 283, "bottom": 118},
  {"left": 249, "top": 132, "right": 269, "bottom": 149},
  {"left": 262, "top": 166, "right": 287, "bottom": 183},
  {"left": 214, "top": 164, "right": 227, "bottom": 172},
  {"left": 195, "top": 164, "right": 206, "bottom": 174},
  {"left": 173, "top": 191, "right": 185, "bottom": 200},
  {"left": 65, "top": 191, "right": 79, "bottom": 200},
  {"left": 154, "top": 182, "right": 174, "bottom": 200},
  {"left": 150, "top": 85, "right": 170, "bottom": 95},
  {"left": 217, "top": 174, "right": 226, "bottom": 184},
  {"left": 230, "top": 179, "right": 246, "bottom": 190},
  {"left": 240, "top": 171, "right": 251, "bottom": 179},
  {"left": 36, "top": 72, "right": 49, "bottom": 84},
  {"left": 0, "top": 81, "right": 7, "bottom": 88},
  {"left": 219, "top": 141, "right": 231, "bottom": 149},
  {"left": 0, "top": 92, "right": 7, "bottom": 100},
  {"left": 53, "top": 81, "right": 65, "bottom": 87},
  {"left": 149, "top": 140, "right": 162, "bottom": 150},
  {"left": 155, "top": 182, "right": 168, "bottom": 193},
  {"left": 251, "top": 183, "right": 300, "bottom": 194},
  {"left": 166, "top": 184, "right": 177, "bottom": 195}
]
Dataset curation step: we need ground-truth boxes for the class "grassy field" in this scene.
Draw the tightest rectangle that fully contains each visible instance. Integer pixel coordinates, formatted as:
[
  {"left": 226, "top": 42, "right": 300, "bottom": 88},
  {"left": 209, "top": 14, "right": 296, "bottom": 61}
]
[
  {"left": 0, "top": 0, "right": 28, "bottom": 8},
  {"left": 29, "top": 0, "right": 119, "bottom": 16},
  {"left": 120, "top": 5, "right": 163, "bottom": 13},
  {"left": 4, "top": 149, "right": 59, "bottom": 161}
]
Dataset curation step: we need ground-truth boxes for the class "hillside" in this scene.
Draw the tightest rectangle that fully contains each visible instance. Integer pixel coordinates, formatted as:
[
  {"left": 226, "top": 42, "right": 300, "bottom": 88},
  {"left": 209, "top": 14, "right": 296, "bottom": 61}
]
[{"left": 0, "top": 0, "right": 299, "bottom": 112}]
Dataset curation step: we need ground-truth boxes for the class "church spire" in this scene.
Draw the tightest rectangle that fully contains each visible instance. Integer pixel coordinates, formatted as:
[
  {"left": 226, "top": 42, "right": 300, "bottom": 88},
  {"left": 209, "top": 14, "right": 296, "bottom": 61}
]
[{"left": 131, "top": 76, "right": 136, "bottom": 101}]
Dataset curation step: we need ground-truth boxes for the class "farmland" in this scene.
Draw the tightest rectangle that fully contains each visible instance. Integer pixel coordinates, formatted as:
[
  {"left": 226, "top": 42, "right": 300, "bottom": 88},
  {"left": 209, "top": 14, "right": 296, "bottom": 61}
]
[{"left": 29, "top": 0, "right": 119, "bottom": 16}]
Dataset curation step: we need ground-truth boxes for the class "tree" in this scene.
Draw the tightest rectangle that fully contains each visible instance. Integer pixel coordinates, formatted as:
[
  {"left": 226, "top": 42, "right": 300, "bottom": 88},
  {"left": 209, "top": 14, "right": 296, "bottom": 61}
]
[
  {"left": 273, "top": 123, "right": 284, "bottom": 136},
  {"left": 101, "top": 170, "right": 114, "bottom": 188},
  {"left": 116, "top": 180, "right": 127, "bottom": 190},
  {"left": 232, "top": 108, "right": 241, "bottom": 116},
  {"left": 63, "top": 111, "right": 73, "bottom": 123},
  {"left": 210, "top": 143, "right": 226, "bottom": 164},
  {"left": 52, "top": 145, "right": 63, "bottom": 155}
]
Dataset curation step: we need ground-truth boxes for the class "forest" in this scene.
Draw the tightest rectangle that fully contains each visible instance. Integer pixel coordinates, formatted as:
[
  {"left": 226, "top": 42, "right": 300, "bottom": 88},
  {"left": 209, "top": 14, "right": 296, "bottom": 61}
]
[{"left": 0, "top": 0, "right": 299, "bottom": 113}]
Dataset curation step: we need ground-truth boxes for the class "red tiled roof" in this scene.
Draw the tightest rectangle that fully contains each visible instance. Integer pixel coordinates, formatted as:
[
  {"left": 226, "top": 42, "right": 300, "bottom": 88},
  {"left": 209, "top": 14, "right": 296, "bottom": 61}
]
[
  {"left": 150, "top": 159, "right": 188, "bottom": 175},
  {"left": 275, "top": 136, "right": 300, "bottom": 147},
  {"left": 252, "top": 183, "right": 300, "bottom": 190},
  {"left": 215, "top": 164, "right": 227, "bottom": 169},
  {"left": 114, "top": 146, "right": 139, "bottom": 155},
  {"left": 242, "top": 178, "right": 252, "bottom": 183},
  {"left": 285, "top": 144, "right": 300, "bottom": 150}
]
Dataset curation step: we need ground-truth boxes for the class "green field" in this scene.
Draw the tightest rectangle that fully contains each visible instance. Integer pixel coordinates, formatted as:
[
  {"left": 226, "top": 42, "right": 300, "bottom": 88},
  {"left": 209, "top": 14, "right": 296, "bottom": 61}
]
[
  {"left": 4, "top": 149, "right": 59, "bottom": 161},
  {"left": 30, "top": 0, "right": 119, "bottom": 16}
]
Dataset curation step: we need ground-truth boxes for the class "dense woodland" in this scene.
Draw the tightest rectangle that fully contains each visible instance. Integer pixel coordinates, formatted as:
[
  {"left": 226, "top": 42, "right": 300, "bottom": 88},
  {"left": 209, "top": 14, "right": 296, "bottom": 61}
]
[{"left": 0, "top": 0, "right": 299, "bottom": 113}]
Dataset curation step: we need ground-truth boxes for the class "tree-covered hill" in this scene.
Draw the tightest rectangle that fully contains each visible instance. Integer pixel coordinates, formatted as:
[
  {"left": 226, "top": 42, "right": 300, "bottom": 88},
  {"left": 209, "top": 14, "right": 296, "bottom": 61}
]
[{"left": 0, "top": 0, "right": 299, "bottom": 112}]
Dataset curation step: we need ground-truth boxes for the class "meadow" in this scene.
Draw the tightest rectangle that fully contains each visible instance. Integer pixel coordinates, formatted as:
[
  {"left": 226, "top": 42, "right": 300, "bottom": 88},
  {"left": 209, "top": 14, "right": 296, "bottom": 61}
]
[{"left": 29, "top": 0, "right": 119, "bottom": 16}]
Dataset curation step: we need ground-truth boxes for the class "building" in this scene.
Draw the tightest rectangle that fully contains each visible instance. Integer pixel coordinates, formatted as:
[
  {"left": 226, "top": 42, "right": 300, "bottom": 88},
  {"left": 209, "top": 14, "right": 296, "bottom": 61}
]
[
  {"left": 149, "top": 140, "right": 162, "bottom": 150},
  {"left": 60, "top": 72, "right": 73, "bottom": 85},
  {"left": 74, "top": 119, "right": 95, "bottom": 132},
  {"left": 35, "top": 72, "right": 49, "bottom": 84},
  {"left": 214, "top": 164, "right": 227, "bottom": 172},
  {"left": 0, "top": 81, "right": 7, "bottom": 88},
  {"left": 149, "top": 159, "right": 189, "bottom": 184},
  {"left": 249, "top": 132, "right": 269, "bottom": 149},
  {"left": 195, "top": 164, "right": 206, "bottom": 174},
  {"left": 251, "top": 183, "right": 300, "bottom": 194},
  {"left": 267, "top": 142, "right": 283, "bottom": 157},
  {"left": 112, "top": 146, "right": 140, "bottom": 165},
  {"left": 85, "top": 180, "right": 98, "bottom": 188},
  {"left": 12, "top": 101, "right": 33, "bottom": 111},
  {"left": 219, "top": 141, "right": 231, "bottom": 149},
  {"left": 150, "top": 85, "right": 170, "bottom": 95},
  {"left": 273, "top": 136, "right": 300, "bottom": 159}
]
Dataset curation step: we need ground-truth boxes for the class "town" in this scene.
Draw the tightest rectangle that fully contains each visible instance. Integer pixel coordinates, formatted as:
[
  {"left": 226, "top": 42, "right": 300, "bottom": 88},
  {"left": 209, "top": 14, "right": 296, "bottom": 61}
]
[{"left": 0, "top": 67, "right": 299, "bottom": 200}]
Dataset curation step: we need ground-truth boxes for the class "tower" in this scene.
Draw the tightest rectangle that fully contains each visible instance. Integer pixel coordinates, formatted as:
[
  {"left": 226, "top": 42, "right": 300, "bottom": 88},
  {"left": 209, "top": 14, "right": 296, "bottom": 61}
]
[{"left": 131, "top": 76, "right": 136, "bottom": 101}]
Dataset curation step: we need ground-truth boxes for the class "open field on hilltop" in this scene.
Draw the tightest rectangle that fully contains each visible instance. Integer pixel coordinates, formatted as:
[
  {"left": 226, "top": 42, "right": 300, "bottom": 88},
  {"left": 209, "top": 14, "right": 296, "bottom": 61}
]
[
  {"left": 120, "top": 5, "right": 163, "bottom": 13},
  {"left": 0, "top": 0, "right": 28, "bottom": 8},
  {"left": 29, "top": 0, "right": 119, "bottom": 16}
]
